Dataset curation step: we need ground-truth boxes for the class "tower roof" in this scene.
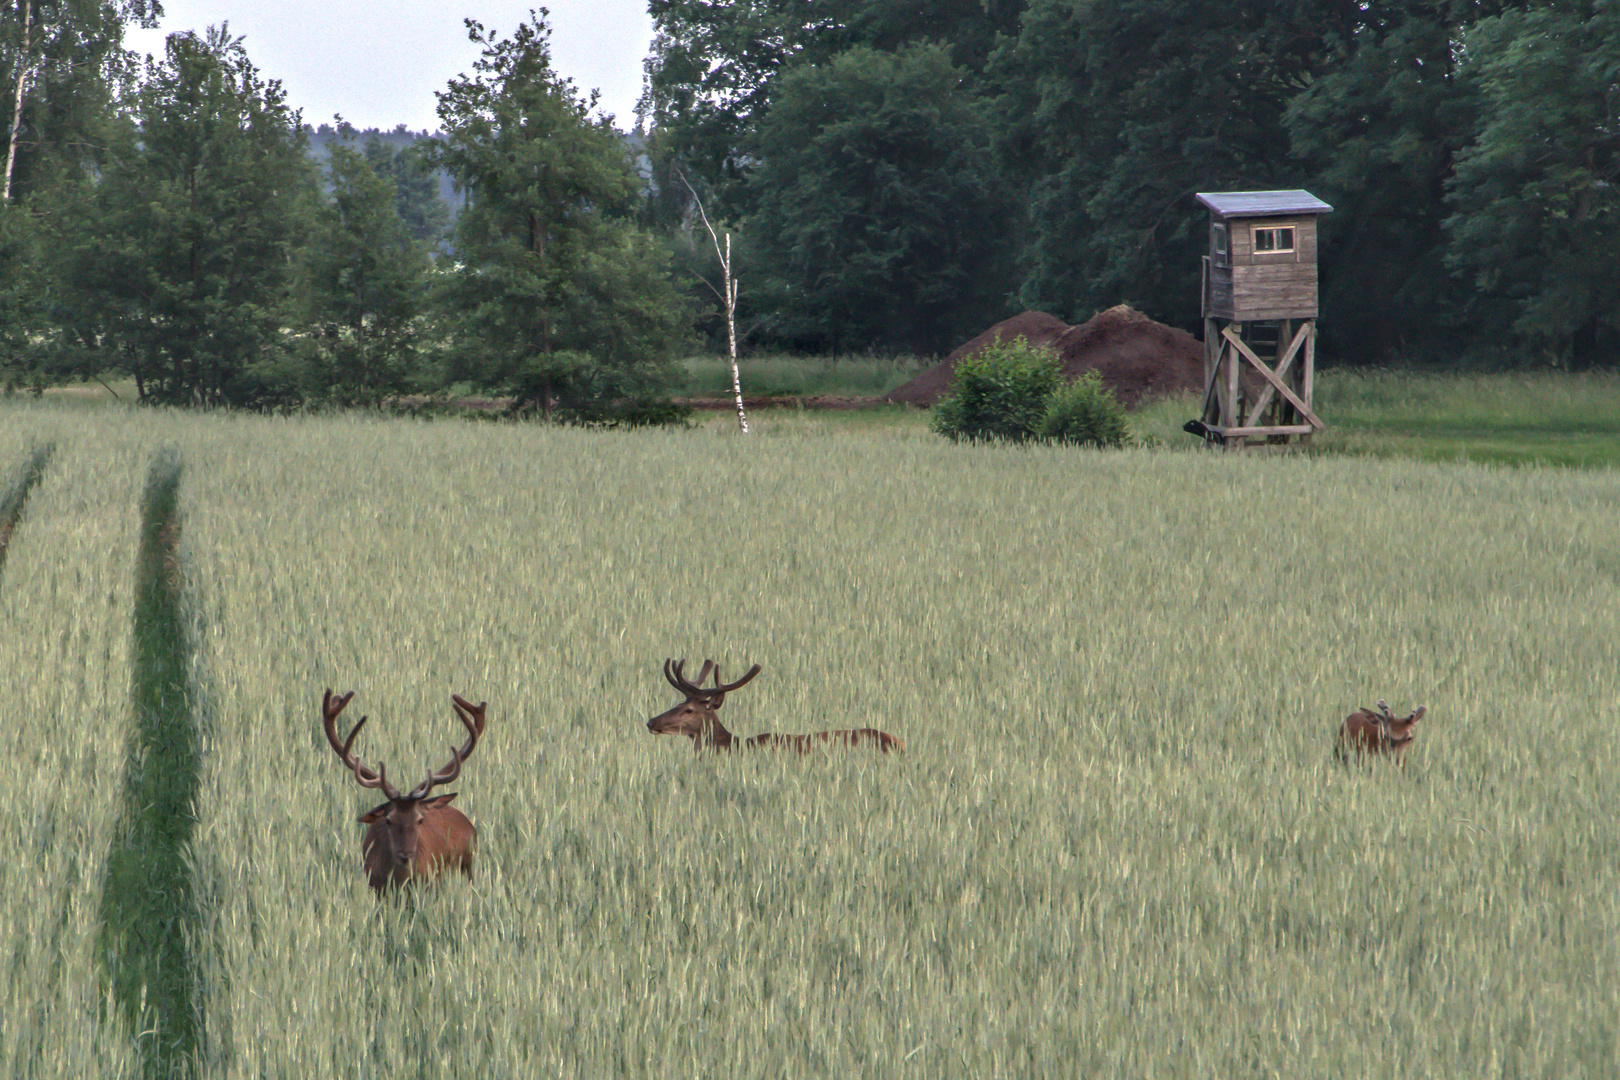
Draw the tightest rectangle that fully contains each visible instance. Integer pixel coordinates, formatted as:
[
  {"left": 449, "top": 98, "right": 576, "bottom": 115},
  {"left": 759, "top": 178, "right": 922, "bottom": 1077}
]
[{"left": 1195, "top": 190, "right": 1333, "bottom": 218}]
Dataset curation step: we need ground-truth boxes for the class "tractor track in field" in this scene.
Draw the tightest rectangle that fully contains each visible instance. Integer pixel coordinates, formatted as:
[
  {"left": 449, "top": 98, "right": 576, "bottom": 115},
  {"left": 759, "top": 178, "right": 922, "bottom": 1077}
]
[
  {"left": 99, "top": 449, "right": 203, "bottom": 1080},
  {"left": 0, "top": 444, "right": 53, "bottom": 576}
]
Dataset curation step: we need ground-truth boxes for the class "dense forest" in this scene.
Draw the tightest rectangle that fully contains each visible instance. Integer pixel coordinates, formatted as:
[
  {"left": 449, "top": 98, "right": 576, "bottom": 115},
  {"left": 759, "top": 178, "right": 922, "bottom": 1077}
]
[{"left": 1, "top": 1, "right": 1616, "bottom": 411}]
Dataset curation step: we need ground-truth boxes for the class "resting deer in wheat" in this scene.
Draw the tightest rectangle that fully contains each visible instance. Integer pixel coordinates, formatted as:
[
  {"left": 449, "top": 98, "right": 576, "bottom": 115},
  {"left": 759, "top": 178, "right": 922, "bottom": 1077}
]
[
  {"left": 647, "top": 659, "right": 904, "bottom": 753},
  {"left": 1336, "top": 698, "right": 1426, "bottom": 768},
  {"left": 322, "top": 688, "right": 486, "bottom": 891}
]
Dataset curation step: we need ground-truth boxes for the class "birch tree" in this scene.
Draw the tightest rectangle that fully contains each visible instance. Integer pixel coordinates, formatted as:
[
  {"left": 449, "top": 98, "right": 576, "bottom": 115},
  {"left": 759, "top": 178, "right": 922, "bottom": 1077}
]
[
  {"left": 679, "top": 171, "right": 747, "bottom": 432},
  {"left": 2, "top": 0, "right": 156, "bottom": 202}
]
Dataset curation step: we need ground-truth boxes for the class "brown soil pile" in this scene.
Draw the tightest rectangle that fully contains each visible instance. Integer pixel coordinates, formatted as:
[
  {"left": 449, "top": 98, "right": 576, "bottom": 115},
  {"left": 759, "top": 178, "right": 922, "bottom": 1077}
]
[{"left": 884, "top": 306, "right": 1204, "bottom": 408}]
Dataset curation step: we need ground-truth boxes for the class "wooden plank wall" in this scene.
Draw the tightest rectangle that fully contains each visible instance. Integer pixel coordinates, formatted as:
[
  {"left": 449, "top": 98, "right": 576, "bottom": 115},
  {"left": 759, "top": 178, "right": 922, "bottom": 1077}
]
[
  {"left": 1230, "top": 264, "right": 1319, "bottom": 320},
  {"left": 1213, "top": 216, "right": 1319, "bottom": 321}
]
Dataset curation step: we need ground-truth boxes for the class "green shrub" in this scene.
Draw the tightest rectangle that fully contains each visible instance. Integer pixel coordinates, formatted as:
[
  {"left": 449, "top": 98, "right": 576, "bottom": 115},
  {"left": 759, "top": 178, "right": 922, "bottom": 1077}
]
[
  {"left": 929, "top": 337, "right": 1063, "bottom": 442},
  {"left": 930, "top": 336, "right": 1129, "bottom": 447},
  {"left": 1040, "top": 370, "right": 1129, "bottom": 447}
]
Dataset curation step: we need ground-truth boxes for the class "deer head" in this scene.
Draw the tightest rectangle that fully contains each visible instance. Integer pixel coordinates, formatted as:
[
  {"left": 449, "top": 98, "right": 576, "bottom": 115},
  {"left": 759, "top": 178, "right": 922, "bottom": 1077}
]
[
  {"left": 322, "top": 688, "right": 486, "bottom": 890},
  {"left": 646, "top": 658, "right": 761, "bottom": 750},
  {"left": 1375, "top": 699, "right": 1426, "bottom": 753}
]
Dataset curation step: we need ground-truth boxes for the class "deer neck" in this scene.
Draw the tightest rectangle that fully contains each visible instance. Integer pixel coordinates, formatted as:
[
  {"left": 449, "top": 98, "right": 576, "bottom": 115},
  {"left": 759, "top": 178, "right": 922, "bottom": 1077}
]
[{"left": 697, "top": 713, "right": 736, "bottom": 751}]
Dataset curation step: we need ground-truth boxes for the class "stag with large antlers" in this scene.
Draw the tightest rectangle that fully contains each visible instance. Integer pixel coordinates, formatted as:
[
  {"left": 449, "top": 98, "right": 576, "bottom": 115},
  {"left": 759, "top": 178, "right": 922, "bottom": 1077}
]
[
  {"left": 322, "top": 689, "right": 486, "bottom": 891},
  {"left": 647, "top": 659, "right": 904, "bottom": 754},
  {"left": 1336, "top": 698, "right": 1426, "bottom": 768}
]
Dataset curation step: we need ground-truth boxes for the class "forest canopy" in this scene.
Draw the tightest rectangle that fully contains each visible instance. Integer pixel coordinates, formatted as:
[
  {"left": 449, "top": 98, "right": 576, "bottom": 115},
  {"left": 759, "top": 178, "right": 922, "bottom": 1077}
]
[{"left": 644, "top": 0, "right": 1619, "bottom": 367}]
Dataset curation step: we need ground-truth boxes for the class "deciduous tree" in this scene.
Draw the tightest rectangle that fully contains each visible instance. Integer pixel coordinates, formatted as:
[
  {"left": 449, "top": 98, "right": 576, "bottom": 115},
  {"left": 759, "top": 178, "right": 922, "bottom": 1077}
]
[
  {"left": 997, "top": 0, "right": 1341, "bottom": 331},
  {"left": 297, "top": 138, "right": 431, "bottom": 403},
  {"left": 1284, "top": 1, "right": 1509, "bottom": 363},
  {"left": 2, "top": 0, "right": 157, "bottom": 202},
  {"left": 57, "top": 27, "right": 316, "bottom": 406},
  {"left": 1444, "top": 2, "right": 1620, "bottom": 367},
  {"left": 641, "top": 0, "right": 1023, "bottom": 217},
  {"left": 746, "top": 43, "right": 1013, "bottom": 355},
  {"left": 2, "top": 0, "right": 155, "bottom": 391}
]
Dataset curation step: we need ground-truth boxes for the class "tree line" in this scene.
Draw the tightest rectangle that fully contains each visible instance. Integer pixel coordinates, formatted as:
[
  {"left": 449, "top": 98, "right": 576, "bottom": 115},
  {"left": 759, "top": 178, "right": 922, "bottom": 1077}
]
[
  {"left": 643, "top": 0, "right": 1619, "bottom": 368},
  {"left": 1, "top": 3, "right": 1616, "bottom": 414},
  {"left": 1, "top": 10, "right": 688, "bottom": 415}
]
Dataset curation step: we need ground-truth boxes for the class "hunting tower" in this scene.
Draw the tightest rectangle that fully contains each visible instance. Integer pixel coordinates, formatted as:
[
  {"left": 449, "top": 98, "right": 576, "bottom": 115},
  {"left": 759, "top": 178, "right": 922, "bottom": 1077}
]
[{"left": 1189, "top": 189, "right": 1332, "bottom": 449}]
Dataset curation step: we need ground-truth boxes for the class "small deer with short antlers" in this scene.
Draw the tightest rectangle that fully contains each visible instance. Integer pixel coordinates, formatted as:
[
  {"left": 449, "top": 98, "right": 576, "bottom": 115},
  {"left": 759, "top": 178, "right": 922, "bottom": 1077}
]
[
  {"left": 1336, "top": 698, "right": 1426, "bottom": 768},
  {"left": 322, "top": 689, "right": 486, "bottom": 891},
  {"left": 647, "top": 659, "right": 904, "bottom": 754}
]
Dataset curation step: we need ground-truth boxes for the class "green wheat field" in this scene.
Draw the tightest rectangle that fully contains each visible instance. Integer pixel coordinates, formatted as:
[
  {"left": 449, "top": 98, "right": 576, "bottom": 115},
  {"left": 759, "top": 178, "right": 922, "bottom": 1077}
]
[{"left": 2, "top": 399, "right": 1617, "bottom": 1078}]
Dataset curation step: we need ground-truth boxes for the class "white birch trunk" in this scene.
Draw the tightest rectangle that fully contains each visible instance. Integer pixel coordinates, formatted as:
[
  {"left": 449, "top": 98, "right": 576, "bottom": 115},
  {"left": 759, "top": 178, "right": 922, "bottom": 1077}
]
[
  {"left": 3, "top": 0, "right": 35, "bottom": 203},
  {"left": 724, "top": 234, "right": 747, "bottom": 434}
]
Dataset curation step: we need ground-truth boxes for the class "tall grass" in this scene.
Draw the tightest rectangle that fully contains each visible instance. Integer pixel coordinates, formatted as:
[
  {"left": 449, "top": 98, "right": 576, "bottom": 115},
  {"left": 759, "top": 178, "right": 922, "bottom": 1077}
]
[
  {"left": 0, "top": 413, "right": 146, "bottom": 1078},
  {"left": 159, "top": 410, "right": 1620, "bottom": 1077},
  {"left": 682, "top": 362, "right": 1620, "bottom": 467},
  {"left": 1310, "top": 369, "right": 1620, "bottom": 467},
  {"left": 676, "top": 353, "right": 929, "bottom": 398},
  {"left": 2, "top": 400, "right": 1617, "bottom": 1076}
]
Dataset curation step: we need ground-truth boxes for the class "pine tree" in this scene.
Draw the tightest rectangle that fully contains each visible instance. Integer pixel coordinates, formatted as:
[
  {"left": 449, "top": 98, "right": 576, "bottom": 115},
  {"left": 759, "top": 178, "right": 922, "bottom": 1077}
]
[{"left": 429, "top": 13, "right": 690, "bottom": 421}]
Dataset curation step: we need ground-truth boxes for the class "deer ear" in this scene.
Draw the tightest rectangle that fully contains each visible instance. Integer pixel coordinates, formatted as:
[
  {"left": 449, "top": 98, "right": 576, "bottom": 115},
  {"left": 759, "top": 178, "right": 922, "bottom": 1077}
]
[
  {"left": 1410, "top": 705, "right": 1427, "bottom": 723},
  {"left": 420, "top": 793, "right": 458, "bottom": 809},
  {"left": 358, "top": 803, "right": 390, "bottom": 823}
]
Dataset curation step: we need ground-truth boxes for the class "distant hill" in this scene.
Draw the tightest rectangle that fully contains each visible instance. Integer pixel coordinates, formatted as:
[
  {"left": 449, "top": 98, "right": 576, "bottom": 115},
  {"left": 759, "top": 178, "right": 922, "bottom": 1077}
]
[
  {"left": 300, "top": 124, "right": 651, "bottom": 221},
  {"left": 303, "top": 123, "right": 438, "bottom": 155},
  {"left": 303, "top": 124, "right": 459, "bottom": 210}
]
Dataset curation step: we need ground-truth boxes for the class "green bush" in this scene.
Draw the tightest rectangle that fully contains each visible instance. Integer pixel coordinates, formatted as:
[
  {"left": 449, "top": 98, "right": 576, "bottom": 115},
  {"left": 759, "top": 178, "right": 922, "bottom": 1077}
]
[
  {"left": 929, "top": 336, "right": 1063, "bottom": 442},
  {"left": 930, "top": 336, "right": 1129, "bottom": 447},
  {"left": 1040, "top": 370, "right": 1129, "bottom": 447}
]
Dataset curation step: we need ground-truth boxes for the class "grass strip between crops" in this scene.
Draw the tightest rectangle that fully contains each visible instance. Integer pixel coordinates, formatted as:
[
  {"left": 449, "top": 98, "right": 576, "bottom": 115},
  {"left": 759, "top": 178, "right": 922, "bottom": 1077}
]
[
  {"left": 0, "top": 443, "right": 53, "bottom": 574},
  {"left": 99, "top": 449, "right": 200, "bottom": 1080}
]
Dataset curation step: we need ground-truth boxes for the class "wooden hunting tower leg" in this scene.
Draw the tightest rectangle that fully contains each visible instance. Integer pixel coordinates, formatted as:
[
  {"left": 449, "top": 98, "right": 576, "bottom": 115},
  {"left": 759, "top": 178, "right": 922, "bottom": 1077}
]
[{"left": 1196, "top": 319, "right": 1323, "bottom": 450}]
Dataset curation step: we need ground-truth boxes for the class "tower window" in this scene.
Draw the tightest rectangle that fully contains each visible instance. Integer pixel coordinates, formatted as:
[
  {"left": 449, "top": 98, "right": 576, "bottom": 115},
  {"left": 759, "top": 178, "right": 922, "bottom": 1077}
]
[{"left": 1253, "top": 226, "right": 1295, "bottom": 253}]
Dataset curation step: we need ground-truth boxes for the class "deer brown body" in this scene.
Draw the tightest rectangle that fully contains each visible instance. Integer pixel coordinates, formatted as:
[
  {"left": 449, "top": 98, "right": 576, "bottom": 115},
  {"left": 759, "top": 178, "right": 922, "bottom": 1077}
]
[
  {"left": 647, "top": 659, "right": 904, "bottom": 754},
  {"left": 1336, "top": 699, "right": 1426, "bottom": 768},
  {"left": 322, "top": 689, "right": 486, "bottom": 891}
]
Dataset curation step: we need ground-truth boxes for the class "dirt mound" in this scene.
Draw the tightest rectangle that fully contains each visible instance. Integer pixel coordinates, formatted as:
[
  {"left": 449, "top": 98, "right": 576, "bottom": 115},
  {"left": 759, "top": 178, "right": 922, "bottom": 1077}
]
[
  {"left": 884, "top": 306, "right": 1204, "bottom": 408},
  {"left": 882, "top": 312, "right": 1070, "bottom": 407}
]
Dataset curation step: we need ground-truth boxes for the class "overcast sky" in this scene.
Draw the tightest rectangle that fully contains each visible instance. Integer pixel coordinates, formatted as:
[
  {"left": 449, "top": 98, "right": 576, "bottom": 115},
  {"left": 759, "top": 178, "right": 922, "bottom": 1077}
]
[{"left": 123, "top": 1, "right": 655, "bottom": 133}]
